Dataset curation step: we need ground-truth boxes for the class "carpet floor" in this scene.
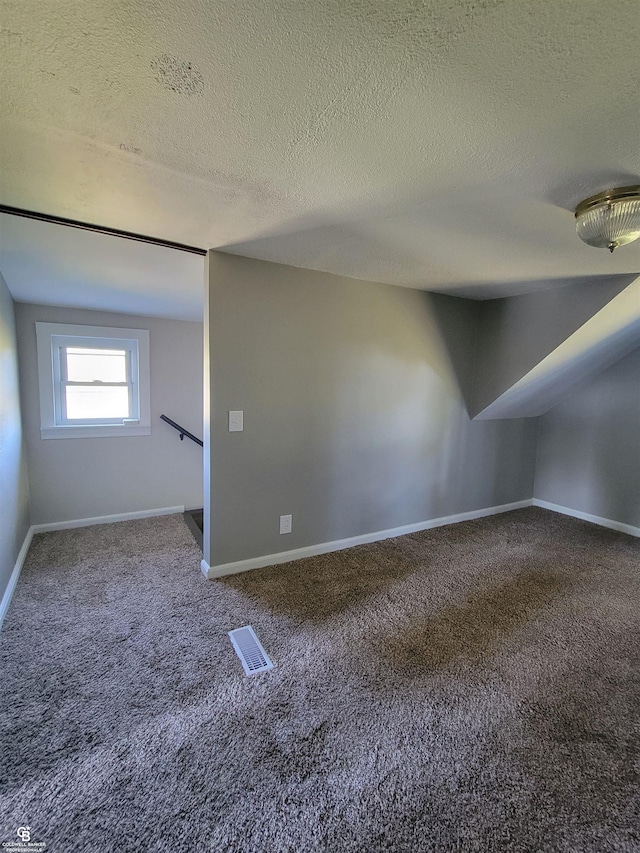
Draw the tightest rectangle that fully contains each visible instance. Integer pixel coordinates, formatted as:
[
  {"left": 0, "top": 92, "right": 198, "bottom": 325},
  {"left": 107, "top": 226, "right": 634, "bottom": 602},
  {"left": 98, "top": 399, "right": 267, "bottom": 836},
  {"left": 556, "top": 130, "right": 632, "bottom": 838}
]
[{"left": 1, "top": 508, "right": 638, "bottom": 852}]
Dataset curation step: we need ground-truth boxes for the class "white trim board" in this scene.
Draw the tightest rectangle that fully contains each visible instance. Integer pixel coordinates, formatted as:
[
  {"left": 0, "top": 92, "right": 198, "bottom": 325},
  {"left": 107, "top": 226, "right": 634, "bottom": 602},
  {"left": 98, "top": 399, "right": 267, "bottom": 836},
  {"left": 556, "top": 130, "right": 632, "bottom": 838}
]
[
  {"left": 0, "top": 527, "right": 34, "bottom": 630},
  {"left": 201, "top": 499, "right": 533, "bottom": 580},
  {"left": 532, "top": 499, "right": 640, "bottom": 538},
  {"left": 31, "top": 506, "right": 185, "bottom": 533}
]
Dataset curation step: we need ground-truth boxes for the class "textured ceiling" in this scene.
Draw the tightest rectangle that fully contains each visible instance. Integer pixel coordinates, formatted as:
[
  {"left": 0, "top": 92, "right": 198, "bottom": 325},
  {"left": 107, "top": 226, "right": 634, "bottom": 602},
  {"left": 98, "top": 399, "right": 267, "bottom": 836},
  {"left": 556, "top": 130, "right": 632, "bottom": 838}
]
[
  {"left": 0, "top": 213, "right": 204, "bottom": 320},
  {"left": 0, "top": 0, "right": 639, "bottom": 310}
]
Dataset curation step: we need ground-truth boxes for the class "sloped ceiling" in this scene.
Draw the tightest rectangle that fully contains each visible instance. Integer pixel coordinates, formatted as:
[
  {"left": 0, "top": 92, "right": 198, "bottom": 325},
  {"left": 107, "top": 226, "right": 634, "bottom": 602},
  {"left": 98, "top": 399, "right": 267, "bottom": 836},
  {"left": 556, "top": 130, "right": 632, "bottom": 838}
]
[
  {"left": 0, "top": 0, "right": 638, "bottom": 418},
  {"left": 0, "top": 0, "right": 639, "bottom": 300},
  {"left": 471, "top": 276, "right": 640, "bottom": 419},
  {"left": 0, "top": 213, "right": 204, "bottom": 321}
]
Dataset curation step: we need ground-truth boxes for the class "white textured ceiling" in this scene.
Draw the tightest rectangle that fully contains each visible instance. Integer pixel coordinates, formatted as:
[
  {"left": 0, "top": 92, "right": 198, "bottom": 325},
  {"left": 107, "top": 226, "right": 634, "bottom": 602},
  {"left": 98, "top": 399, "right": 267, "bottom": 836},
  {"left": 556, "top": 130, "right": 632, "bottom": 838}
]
[
  {"left": 0, "top": 0, "right": 639, "bottom": 313},
  {"left": 0, "top": 213, "right": 204, "bottom": 321}
]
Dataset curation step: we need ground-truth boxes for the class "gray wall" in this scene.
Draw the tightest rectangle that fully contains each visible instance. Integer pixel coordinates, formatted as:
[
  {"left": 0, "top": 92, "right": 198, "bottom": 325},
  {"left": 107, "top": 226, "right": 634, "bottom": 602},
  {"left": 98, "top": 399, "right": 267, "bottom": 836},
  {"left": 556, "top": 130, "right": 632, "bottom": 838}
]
[
  {"left": 16, "top": 303, "right": 203, "bottom": 524},
  {"left": 0, "top": 273, "right": 30, "bottom": 597},
  {"left": 534, "top": 347, "right": 640, "bottom": 528},
  {"left": 206, "top": 252, "right": 538, "bottom": 567}
]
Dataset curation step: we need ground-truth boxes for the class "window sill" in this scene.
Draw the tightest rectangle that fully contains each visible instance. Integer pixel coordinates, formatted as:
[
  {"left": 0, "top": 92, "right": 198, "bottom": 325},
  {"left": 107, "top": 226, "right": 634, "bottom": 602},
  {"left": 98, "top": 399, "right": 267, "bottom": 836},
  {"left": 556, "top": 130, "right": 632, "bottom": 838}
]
[{"left": 40, "top": 425, "right": 151, "bottom": 440}]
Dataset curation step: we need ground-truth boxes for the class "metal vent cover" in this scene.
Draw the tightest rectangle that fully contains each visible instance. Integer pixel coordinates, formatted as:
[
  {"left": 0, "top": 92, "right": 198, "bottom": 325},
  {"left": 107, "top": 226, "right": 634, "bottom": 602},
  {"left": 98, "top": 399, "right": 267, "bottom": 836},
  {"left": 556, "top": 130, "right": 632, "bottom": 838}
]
[{"left": 228, "top": 625, "right": 274, "bottom": 675}]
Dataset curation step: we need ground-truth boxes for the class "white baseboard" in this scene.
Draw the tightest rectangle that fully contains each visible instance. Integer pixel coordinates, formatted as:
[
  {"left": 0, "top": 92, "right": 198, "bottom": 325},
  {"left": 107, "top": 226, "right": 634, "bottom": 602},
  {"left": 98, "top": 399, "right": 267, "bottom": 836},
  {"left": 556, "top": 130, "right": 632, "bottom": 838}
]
[
  {"left": 0, "top": 526, "right": 35, "bottom": 630},
  {"left": 201, "top": 499, "right": 533, "bottom": 580},
  {"left": 31, "top": 505, "right": 185, "bottom": 534},
  {"left": 532, "top": 499, "right": 640, "bottom": 538}
]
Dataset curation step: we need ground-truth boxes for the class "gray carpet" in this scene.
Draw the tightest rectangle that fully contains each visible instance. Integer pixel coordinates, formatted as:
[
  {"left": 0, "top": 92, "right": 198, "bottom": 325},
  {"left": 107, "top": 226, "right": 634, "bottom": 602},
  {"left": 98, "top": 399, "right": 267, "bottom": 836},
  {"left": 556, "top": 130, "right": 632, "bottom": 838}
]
[{"left": 1, "top": 508, "right": 638, "bottom": 852}]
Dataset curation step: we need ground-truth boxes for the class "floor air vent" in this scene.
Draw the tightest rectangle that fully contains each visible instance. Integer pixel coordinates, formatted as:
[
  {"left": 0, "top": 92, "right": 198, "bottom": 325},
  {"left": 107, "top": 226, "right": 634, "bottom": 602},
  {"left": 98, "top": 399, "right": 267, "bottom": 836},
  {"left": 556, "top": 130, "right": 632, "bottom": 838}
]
[{"left": 228, "top": 625, "right": 274, "bottom": 675}]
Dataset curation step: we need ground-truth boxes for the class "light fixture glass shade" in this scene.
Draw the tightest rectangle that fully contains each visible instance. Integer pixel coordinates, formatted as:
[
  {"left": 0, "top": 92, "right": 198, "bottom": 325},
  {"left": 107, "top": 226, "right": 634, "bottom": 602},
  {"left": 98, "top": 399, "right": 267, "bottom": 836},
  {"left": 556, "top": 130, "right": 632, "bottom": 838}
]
[{"left": 575, "top": 186, "right": 640, "bottom": 252}]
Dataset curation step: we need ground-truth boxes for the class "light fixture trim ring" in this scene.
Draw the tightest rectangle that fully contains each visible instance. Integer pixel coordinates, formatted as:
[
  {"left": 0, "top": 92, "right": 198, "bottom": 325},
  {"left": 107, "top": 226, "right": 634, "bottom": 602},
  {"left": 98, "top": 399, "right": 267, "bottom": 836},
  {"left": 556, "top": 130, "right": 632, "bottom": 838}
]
[{"left": 574, "top": 185, "right": 640, "bottom": 218}]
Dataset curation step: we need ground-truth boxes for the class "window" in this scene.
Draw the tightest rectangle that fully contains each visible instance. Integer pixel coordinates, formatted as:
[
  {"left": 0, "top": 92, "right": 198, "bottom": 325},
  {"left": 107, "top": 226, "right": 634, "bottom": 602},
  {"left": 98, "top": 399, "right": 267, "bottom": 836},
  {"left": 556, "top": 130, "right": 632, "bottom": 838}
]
[{"left": 36, "top": 323, "right": 150, "bottom": 438}]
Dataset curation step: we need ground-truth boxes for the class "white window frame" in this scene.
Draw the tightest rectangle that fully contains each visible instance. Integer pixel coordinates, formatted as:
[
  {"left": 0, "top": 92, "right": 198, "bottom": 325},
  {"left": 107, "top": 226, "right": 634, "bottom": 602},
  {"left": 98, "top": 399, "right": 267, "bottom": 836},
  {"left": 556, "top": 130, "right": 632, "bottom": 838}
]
[{"left": 36, "top": 322, "right": 151, "bottom": 439}]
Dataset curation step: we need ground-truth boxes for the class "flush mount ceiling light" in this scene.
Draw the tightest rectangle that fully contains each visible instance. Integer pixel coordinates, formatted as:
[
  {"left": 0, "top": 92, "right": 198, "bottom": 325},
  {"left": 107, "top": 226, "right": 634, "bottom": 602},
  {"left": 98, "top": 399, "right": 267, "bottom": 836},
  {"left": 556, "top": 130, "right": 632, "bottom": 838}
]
[{"left": 575, "top": 185, "right": 640, "bottom": 252}]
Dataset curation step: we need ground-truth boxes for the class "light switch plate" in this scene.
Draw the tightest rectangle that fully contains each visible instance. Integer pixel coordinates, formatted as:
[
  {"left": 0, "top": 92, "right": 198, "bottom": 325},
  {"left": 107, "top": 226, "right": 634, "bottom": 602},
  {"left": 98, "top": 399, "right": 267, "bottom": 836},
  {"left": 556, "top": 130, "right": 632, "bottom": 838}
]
[{"left": 228, "top": 411, "right": 243, "bottom": 432}]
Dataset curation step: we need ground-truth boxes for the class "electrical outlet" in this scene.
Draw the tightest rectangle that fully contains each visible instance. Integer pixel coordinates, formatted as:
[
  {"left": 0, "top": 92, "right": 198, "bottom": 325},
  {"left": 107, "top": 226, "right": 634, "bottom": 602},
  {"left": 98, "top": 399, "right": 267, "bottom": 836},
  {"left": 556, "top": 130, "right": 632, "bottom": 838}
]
[{"left": 279, "top": 514, "right": 292, "bottom": 534}]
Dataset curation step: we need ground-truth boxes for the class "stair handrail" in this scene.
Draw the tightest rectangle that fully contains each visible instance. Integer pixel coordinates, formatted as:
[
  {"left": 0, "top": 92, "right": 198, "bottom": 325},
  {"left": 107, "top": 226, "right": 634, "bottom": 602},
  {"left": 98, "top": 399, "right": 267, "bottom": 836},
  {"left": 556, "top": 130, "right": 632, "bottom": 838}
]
[{"left": 160, "top": 414, "right": 203, "bottom": 447}]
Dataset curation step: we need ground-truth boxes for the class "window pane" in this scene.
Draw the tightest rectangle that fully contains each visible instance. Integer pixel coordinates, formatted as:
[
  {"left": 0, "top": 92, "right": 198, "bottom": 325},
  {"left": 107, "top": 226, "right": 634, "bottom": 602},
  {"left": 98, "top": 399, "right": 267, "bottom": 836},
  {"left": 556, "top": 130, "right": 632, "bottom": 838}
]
[
  {"left": 66, "top": 348, "right": 127, "bottom": 383},
  {"left": 65, "top": 386, "right": 130, "bottom": 420}
]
